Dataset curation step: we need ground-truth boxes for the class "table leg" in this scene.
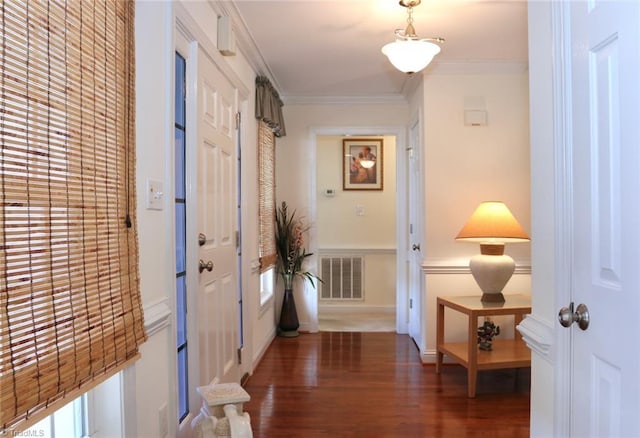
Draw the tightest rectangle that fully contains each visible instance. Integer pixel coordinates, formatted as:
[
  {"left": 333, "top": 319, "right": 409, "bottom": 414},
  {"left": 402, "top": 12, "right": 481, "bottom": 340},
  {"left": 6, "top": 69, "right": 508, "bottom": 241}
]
[
  {"left": 467, "top": 312, "right": 478, "bottom": 398},
  {"left": 514, "top": 312, "right": 524, "bottom": 340},
  {"left": 436, "top": 300, "right": 444, "bottom": 374}
]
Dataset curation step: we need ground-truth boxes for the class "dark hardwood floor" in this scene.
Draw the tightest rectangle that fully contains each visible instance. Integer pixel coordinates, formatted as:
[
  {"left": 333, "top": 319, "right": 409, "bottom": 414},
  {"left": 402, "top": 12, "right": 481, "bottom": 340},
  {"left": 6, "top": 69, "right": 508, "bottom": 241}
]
[{"left": 242, "top": 332, "right": 530, "bottom": 438}]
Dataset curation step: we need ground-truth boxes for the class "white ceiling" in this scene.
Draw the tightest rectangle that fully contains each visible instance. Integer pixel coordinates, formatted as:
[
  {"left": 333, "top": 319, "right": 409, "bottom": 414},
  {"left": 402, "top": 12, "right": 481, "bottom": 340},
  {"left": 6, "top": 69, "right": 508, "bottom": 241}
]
[{"left": 231, "top": 0, "right": 529, "bottom": 102}]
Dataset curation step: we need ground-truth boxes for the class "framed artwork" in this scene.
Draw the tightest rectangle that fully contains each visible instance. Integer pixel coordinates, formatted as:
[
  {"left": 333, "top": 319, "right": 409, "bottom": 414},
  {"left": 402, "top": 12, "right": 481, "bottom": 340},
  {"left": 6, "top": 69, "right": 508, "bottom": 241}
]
[{"left": 342, "top": 138, "right": 384, "bottom": 191}]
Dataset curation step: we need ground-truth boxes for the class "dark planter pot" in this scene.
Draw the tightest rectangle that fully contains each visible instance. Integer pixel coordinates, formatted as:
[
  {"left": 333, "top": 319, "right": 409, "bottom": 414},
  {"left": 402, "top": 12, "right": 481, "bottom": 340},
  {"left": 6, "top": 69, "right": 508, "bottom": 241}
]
[{"left": 278, "top": 288, "right": 299, "bottom": 337}]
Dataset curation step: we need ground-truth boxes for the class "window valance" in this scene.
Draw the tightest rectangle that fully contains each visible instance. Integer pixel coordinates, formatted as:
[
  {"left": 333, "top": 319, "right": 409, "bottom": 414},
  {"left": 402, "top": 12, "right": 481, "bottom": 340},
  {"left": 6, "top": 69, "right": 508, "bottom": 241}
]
[{"left": 255, "top": 76, "right": 286, "bottom": 137}]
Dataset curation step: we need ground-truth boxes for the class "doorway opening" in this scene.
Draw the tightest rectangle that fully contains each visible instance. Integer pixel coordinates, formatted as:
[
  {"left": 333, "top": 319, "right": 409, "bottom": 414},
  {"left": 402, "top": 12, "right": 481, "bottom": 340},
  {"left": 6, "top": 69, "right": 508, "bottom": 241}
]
[{"left": 314, "top": 134, "right": 399, "bottom": 332}]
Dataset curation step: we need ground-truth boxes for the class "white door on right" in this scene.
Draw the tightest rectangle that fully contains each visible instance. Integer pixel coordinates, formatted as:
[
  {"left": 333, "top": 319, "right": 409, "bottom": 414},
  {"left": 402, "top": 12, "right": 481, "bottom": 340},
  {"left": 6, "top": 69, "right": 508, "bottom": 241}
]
[{"left": 569, "top": 1, "right": 640, "bottom": 436}]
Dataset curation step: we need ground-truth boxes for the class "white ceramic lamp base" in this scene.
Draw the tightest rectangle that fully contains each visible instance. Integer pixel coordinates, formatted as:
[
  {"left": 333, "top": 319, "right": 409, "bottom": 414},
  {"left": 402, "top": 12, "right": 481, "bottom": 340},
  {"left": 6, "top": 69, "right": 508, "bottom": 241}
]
[{"left": 468, "top": 244, "right": 515, "bottom": 303}]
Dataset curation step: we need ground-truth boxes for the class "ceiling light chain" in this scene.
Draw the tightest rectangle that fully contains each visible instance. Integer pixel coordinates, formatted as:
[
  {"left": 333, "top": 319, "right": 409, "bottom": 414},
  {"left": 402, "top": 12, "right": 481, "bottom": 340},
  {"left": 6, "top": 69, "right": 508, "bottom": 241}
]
[{"left": 402, "top": 4, "right": 417, "bottom": 38}]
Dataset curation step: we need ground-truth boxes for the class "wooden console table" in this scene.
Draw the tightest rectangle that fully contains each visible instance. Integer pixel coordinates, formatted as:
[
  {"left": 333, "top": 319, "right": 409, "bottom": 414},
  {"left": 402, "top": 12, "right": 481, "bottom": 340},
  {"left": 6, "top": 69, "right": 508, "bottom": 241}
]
[{"left": 436, "top": 294, "right": 531, "bottom": 398}]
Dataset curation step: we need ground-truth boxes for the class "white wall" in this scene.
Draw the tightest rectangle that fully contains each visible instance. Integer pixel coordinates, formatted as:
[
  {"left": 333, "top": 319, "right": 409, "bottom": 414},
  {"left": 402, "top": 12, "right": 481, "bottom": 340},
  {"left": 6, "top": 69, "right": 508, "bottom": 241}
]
[
  {"left": 134, "top": 2, "right": 175, "bottom": 436},
  {"left": 316, "top": 135, "right": 396, "bottom": 248},
  {"left": 276, "top": 104, "right": 410, "bottom": 330},
  {"left": 416, "top": 71, "right": 532, "bottom": 358},
  {"left": 423, "top": 73, "right": 531, "bottom": 264},
  {"left": 316, "top": 135, "right": 396, "bottom": 309},
  {"left": 527, "top": 1, "right": 558, "bottom": 436}
]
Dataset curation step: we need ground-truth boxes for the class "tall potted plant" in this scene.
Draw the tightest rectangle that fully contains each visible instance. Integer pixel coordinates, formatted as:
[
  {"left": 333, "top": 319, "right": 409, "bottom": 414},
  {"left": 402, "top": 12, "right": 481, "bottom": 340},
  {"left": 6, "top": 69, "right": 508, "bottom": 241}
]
[{"left": 275, "top": 201, "right": 320, "bottom": 337}]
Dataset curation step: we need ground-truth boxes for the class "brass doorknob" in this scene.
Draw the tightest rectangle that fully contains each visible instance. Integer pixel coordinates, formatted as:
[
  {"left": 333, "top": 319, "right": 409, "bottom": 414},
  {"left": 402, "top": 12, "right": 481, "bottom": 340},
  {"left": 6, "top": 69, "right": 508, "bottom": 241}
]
[{"left": 199, "top": 259, "right": 214, "bottom": 273}]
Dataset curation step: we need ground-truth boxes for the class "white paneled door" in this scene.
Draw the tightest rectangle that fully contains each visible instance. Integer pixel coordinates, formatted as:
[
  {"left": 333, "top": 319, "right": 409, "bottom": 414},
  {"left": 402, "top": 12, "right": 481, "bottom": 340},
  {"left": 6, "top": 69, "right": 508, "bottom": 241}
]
[
  {"left": 568, "top": 1, "right": 640, "bottom": 435},
  {"left": 196, "top": 46, "right": 239, "bottom": 386}
]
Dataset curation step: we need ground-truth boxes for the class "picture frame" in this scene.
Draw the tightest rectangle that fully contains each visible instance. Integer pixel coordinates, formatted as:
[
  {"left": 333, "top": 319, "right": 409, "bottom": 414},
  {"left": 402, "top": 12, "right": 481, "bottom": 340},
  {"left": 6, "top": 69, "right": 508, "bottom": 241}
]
[{"left": 342, "top": 138, "right": 384, "bottom": 191}]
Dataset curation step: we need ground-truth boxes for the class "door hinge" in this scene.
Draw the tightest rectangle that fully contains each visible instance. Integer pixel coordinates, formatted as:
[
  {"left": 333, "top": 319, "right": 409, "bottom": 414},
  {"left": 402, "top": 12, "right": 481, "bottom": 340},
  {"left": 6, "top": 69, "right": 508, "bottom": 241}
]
[
  {"left": 235, "top": 112, "right": 241, "bottom": 130},
  {"left": 235, "top": 230, "right": 240, "bottom": 250},
  {"left": 409, "top": 298, "right": 413, "bottom": 309},
  {"left": 237, "top": 347, "right": 242, "bottom": 365}
]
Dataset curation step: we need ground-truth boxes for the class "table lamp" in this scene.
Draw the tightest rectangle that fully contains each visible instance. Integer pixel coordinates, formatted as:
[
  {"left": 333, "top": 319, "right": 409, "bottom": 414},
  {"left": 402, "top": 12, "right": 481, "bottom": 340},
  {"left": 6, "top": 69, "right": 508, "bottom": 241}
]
[{"left": 455, "top": 201, "right": 530, "bottom": 302}]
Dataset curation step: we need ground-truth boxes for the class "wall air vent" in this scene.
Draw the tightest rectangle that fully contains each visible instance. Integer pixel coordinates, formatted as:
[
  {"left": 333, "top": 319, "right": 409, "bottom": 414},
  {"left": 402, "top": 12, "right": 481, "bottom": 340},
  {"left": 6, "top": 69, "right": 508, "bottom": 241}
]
[{"left": 320, "top": 255, "right": 364, "bottom": 300}]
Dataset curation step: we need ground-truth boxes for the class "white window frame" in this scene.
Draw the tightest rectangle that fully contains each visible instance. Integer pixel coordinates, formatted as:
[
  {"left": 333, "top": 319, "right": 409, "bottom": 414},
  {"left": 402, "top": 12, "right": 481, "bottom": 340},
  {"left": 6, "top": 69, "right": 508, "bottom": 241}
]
[
  {"left": 23, "top": 372, "right": 123, "bottom": 438},
  {"left": 260, "top": 267, "right": 275, "bottom": 309}
]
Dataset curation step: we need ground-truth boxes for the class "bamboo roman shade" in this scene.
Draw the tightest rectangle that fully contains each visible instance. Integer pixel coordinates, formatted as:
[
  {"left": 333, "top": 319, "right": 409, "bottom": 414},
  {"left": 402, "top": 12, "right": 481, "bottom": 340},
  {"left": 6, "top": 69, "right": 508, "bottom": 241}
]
[
  {"left": 257, "top": 120, "right": 276, "bottom": 271},
  {"left": 0, "top": 0, "right": 146, "bottom": 432}
]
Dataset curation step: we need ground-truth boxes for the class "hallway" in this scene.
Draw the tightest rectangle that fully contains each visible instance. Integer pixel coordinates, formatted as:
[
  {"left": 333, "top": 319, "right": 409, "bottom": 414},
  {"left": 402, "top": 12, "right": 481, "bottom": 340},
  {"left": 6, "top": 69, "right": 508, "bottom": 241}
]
[
  {"left": 318, "top": 309, "right": 395, "bottom": 332},
  {"left": 242, "top": 332, "right": 530, "bottom": 437}
]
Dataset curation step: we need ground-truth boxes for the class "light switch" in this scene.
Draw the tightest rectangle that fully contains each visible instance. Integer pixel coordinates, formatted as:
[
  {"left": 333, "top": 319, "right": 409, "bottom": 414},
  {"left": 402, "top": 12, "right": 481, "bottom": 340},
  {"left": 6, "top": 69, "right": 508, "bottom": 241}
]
[
  {"left": 146, "top": 178, "right": 164, "bottom": 210},
  {"left": 356, "top": 204, "right": 365, "bottom": 216}
]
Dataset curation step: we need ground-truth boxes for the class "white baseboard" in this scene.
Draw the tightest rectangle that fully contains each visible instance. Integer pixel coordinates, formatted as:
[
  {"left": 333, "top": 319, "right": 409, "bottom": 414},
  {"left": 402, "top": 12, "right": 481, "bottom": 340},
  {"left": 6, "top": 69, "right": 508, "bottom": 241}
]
[
  {"left": 420, "top": 350, "right": 437, "bottom": 364},
  {"left": 419, "top": 349, "right": 462, "bottom": 365},
  {"left": 298, "top": 321, "right": 315, "bottom": 333},
  {"left": 251, "top": 327, "right": 276, "bottom": 370}
]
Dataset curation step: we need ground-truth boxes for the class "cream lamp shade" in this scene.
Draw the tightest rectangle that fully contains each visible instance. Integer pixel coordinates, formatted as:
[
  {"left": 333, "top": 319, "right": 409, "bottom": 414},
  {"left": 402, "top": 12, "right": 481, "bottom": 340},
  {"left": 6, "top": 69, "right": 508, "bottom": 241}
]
[{"left": 456, "top": 201, "right": 530, "bottom": 302}]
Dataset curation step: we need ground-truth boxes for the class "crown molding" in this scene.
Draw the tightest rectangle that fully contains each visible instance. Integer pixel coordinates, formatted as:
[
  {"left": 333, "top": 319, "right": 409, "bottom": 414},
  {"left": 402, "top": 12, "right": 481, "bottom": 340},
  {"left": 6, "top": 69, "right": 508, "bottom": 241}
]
[
  {"left": 428, "top": 60, "right": 529, "bottom": 75},
  {"left": 282, "top": 94, "right": 408, "bottom": 106},
  {"left": 274, "top": 60, "right": 528, "bottom": 104}
]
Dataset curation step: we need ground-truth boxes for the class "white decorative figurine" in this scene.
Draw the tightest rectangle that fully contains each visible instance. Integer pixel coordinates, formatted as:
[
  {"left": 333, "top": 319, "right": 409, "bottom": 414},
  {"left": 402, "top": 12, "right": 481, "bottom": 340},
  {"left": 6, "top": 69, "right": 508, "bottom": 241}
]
[{"left": 191, "top": 382, "right": 252, "bottom": 438}]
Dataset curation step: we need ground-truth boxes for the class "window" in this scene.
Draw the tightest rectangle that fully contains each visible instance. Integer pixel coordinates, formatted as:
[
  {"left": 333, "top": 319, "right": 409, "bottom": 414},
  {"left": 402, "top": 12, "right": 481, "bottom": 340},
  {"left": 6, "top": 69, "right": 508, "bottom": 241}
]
[
  {"left": 0, "top": 1, "right": 145, "bottom": 432},
  {"left": 260, "top": 267, "right": 275, "bottom": 307},
  {"left": 257, "top": 121, "right": 276, "bottom": 306},
  {"left": 22, "top": 371, "right": 123, "bottom": 438},
  {"left": 174, "top": 52, "right": 189, "bottom": 422},
  {"left": 255, "top": 76, "right": 285, "bottom": 308},
  {"left": 25, "top": 396, "right": 84, "bottom": 438}
]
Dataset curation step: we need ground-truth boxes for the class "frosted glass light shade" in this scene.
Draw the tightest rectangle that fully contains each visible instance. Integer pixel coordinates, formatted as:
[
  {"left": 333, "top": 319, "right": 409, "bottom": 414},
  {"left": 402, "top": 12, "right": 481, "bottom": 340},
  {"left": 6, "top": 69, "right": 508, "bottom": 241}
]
[{"left": 381, "top": 39, "right": 441, "bottom": 74}]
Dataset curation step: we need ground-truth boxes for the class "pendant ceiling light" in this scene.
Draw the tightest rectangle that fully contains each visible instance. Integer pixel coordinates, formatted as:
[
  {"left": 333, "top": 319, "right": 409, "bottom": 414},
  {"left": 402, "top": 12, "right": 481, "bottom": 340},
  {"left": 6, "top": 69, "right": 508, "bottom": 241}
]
[{"left": 381, "top": 0, "right": 444, "bottom": 75}]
